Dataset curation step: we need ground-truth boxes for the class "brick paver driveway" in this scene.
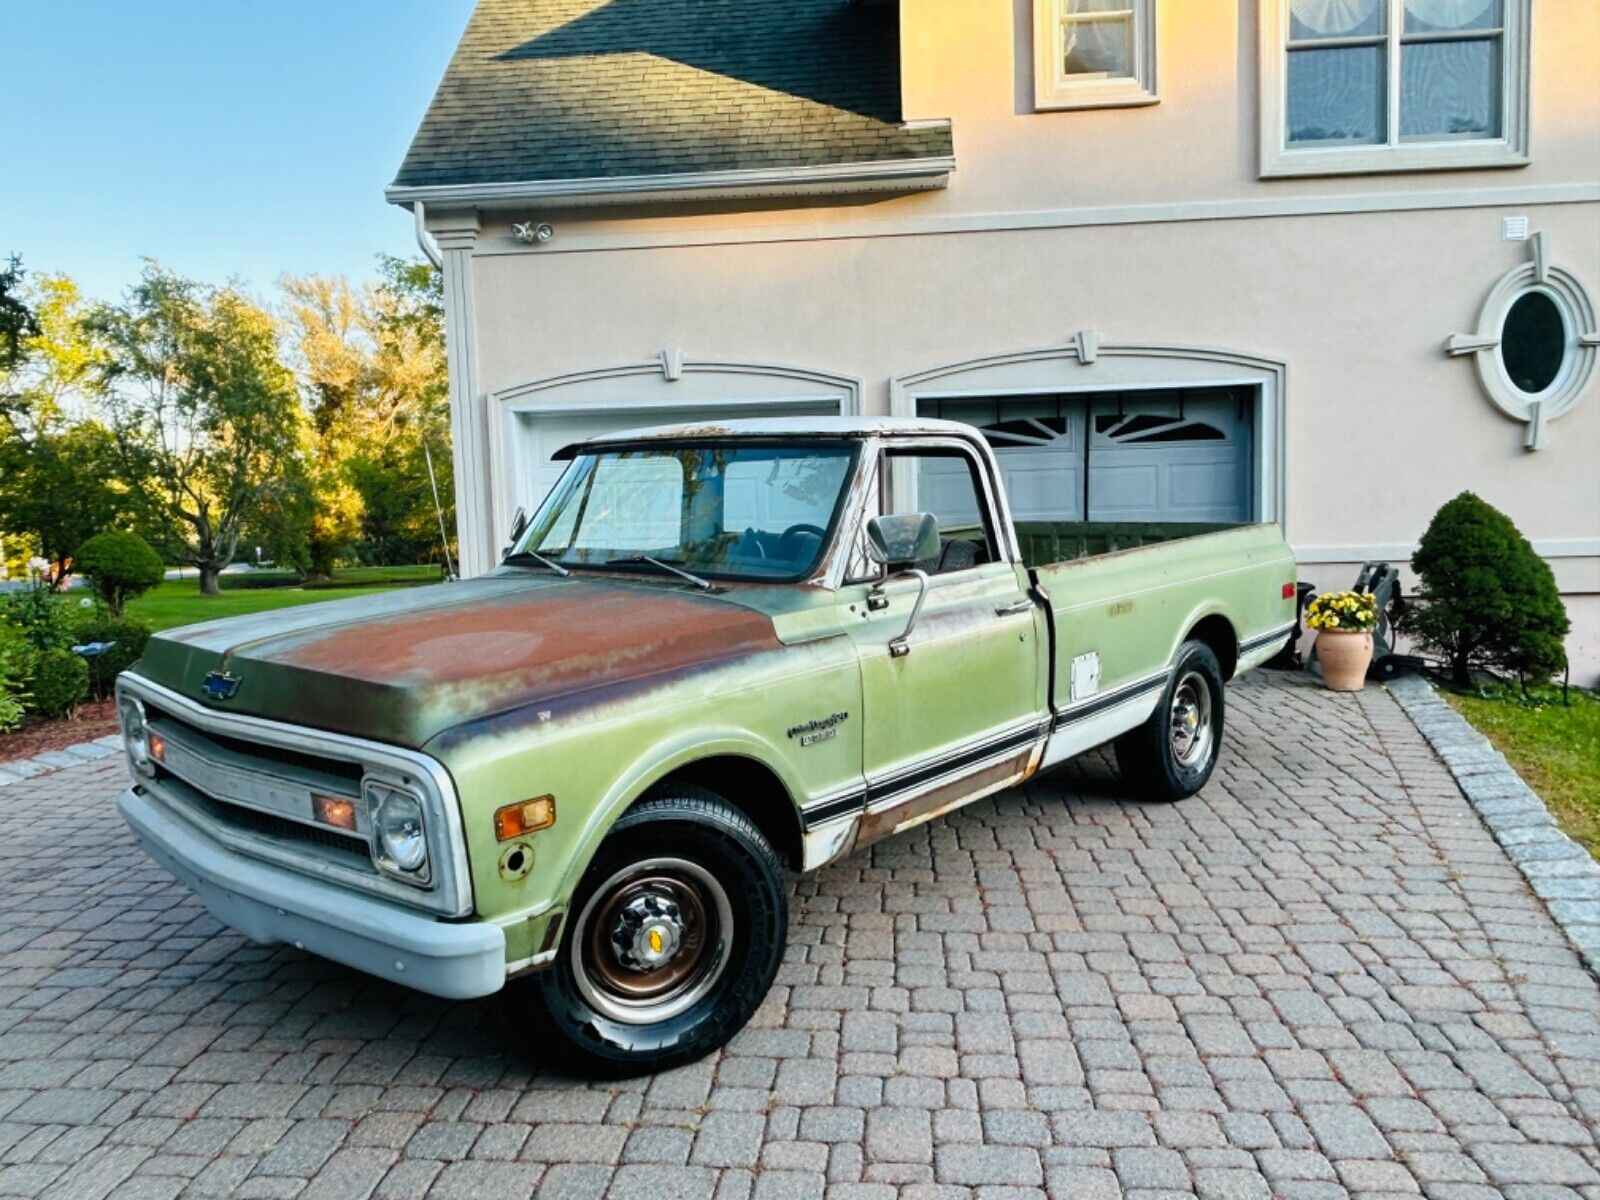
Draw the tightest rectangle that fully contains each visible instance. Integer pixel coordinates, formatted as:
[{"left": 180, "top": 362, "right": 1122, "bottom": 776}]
[{"left": 2, "top": 673, "right": 1598, "bottom": 1200}]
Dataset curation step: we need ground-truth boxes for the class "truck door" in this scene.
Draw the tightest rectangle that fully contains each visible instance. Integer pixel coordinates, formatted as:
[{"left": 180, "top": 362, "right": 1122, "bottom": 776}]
[{"left": 840, "top": 440, "right": 1044, "bottom": 845}]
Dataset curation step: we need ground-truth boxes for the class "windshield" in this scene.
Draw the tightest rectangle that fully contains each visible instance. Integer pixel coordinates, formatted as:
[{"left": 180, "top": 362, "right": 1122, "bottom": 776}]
[{"left": 514, "top": 442, "right": 858, "bottom": 582}]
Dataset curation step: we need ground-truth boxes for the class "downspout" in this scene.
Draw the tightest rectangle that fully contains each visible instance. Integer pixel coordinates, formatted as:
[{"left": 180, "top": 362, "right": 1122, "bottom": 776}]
[
  {"left": 413, "top": 200, "right": 444, "bottom": 270},
  {"left": 412, "top": 201, "right": 453, "bottom": 578}
]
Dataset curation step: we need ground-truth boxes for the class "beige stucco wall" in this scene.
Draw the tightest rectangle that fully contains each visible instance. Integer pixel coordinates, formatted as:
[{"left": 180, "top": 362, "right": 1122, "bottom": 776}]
[
  {"left": 464, "top": 199, "right": 1599, "bottom": 681},
  {"left": 432, "top": 1, "right": 1600, "bottom": 680}
]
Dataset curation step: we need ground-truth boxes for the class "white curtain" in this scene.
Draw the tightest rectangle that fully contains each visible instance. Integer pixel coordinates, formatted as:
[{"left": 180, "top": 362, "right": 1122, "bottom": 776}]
[
  {"left": 1289, "top": 0, "right": 1380, "bottom": 36},
  {"left": 1289, "top": 0, "right": 1496, "bottom": 35}
]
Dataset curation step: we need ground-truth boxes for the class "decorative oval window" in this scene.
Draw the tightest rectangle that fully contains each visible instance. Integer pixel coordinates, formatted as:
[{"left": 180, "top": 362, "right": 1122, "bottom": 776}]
[
  {"left": 1500, "top": 290, "right": 1567, "bottom": 396},
  {"left": 1448, "top": 235, "right": 1598, "bottom": 445}
]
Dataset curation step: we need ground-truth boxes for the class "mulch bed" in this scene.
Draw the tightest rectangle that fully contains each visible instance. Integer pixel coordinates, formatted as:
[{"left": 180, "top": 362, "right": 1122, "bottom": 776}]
[{"left": 0, "top": 698, "right": 119, "bottom": 765}]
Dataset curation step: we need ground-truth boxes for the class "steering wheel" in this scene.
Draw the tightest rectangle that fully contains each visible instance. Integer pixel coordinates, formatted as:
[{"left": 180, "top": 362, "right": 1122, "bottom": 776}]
[{"left": 777, "top": 523, "right": 827, "bottom": 560}]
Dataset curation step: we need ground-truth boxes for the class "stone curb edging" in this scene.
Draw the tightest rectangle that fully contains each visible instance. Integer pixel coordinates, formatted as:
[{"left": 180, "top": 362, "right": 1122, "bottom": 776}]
[
  {"left": 0, "top": 734, "right": 122, "bottom": 787},
  {"left": 1388, "top": 673, "right": 1600, "bottom": 976}
]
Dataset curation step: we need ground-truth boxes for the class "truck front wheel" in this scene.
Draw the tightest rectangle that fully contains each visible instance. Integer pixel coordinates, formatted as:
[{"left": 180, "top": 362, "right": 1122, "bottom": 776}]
[
  {"left": 1114, "top": 640, "right": 1225, "bottom": 802},
  {"left": 523, "top": 788, "right": 787, "bottom": 1077}
]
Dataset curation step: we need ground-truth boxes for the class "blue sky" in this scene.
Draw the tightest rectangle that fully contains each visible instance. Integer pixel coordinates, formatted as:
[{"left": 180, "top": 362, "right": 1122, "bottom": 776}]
[{"left": 1, "top": 1, "right": 476, "bottom": 302}]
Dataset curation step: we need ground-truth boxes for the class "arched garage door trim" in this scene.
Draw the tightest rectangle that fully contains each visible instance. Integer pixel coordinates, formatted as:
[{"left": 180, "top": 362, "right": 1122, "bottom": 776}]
[
  {"left": 890, "top": 338, "right": 1289, "bottom": 532},
  {"left": 487, "top": 354, "right": 862, "bottom": 549}
]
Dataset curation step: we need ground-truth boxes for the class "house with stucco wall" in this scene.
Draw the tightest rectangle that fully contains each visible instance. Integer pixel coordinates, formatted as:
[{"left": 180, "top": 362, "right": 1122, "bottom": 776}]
[{"left": 388, "top": 0, "right": 1600, "bottom": 683}]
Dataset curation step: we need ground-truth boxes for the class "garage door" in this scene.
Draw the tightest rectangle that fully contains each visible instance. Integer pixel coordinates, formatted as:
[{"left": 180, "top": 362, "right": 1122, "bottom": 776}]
[
  {"left": 515, "top": 401, "right": 842, "bottom": 512},
  {"left": 923, "top": 387, "right": 1254, "bottom": 525}
]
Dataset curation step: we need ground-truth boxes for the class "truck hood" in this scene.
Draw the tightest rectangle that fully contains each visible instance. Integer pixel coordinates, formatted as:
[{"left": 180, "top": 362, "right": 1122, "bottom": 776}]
[{"left": 132, "top": 573, "right": 784, "bottom": 748}]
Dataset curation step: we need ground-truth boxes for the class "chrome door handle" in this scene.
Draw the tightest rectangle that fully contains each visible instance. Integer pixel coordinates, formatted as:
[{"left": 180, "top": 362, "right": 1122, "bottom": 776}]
[{"left": 995, "top": 600, "right": 1034, "bottom": 617}]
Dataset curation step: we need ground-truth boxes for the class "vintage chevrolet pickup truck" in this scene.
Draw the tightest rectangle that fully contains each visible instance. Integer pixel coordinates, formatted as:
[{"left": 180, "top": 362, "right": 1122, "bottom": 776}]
[{"left": 117, "top": 417, "right": 1295, "bottom": 1074}]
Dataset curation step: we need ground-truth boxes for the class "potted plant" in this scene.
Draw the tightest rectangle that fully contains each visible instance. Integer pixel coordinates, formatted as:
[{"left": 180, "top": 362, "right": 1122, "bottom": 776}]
[{"left": 1307, "top": 590, "right": 1378, "bottom": 691}]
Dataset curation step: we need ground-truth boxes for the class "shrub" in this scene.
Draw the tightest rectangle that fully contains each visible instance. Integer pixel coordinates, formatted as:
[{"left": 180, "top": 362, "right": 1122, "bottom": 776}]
[
  {"left": 24, "top": 646, "right": 87, "bottom": 719},
  {"left": 1406, "top": 491, "right": 1570, "bottom": 688},
  {"left": 0, "top": 623, "right": 34, "bottom": 733},
  {"left": 75, "top": 530, "right": 165, "bottom": 616},
  {"left": 71, "top": 616, "right": 152, "bottom": 700},
  {"left": 2, "top": 580, "right": 75, "bottom": 651}
]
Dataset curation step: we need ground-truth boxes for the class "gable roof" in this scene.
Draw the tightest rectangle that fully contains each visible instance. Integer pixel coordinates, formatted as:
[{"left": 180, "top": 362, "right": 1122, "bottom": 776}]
[{"left": 389, "top": 0, "right": 952, "bottom": 205}]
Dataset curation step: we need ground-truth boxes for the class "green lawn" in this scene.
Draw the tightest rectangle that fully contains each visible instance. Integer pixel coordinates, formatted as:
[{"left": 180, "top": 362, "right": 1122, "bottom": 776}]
[
  {"left": 1444, "top": 684, "right": 1600, "bottom": 860},
  {"left": 126, "top": 565, "right": 442, "bottom": 633}
]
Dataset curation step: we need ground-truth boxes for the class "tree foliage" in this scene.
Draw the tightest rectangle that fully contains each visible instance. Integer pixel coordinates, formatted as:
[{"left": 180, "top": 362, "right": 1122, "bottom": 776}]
[
  {"left": 0, "top": 256, "right": 40, "bottom": 378},
  {"left": 1405, "top": 491, "right": 1570, "bottom": 688},
  {"left": 75, "top": 529, "right": 165, "bottom": 616},
  {"left": 0, "top": 256, "right": 450, "bottom": 604},
  {"left": 92, "top": 263, "right": 306, "bottom": 594},
  {"left": 276, "top": 258, "right": 452, "bottom": 571}
]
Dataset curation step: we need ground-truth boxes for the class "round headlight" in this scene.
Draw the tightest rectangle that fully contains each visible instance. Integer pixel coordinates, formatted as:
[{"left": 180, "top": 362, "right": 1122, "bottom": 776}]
[
  {"left": 376, "top": 790, "right": 428, "bottom": 873},
  {"left": 119, "top": 697, "right": 152, "bottom": 775}
]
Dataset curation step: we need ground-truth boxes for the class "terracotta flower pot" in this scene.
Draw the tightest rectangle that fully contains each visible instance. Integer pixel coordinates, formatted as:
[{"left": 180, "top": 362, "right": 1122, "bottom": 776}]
[{"left": 1317, "top": 629, "right": 1373, "bottom": 691}]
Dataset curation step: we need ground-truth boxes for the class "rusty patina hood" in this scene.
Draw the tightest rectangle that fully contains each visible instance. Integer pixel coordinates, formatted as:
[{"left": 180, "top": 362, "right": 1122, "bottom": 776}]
[{"left": 131, "top": 573, "right": 784, "bottom": 748}]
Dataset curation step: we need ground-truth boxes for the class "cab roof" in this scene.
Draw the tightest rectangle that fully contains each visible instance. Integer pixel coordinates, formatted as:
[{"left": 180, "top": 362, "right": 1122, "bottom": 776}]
[{"left": 558, "top": 415, "right": 979, "bottom": 458}]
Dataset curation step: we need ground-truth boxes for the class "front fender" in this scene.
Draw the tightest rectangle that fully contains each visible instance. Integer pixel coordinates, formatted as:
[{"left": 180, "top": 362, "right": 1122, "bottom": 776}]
[{"left": 551, "top": 726, "right": 808, "bottom": 910}]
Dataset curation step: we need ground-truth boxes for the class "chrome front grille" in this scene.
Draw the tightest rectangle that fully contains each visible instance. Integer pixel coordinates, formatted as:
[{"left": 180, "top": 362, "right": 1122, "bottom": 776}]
[{"left": 117, "top": 675, "right": 474, "bottom": 918}]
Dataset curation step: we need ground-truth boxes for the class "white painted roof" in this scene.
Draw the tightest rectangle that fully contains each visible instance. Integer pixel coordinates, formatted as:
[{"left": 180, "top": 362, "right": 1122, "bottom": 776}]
[{"left": 579, "top": 415, "right": 979, "bottom": 445}]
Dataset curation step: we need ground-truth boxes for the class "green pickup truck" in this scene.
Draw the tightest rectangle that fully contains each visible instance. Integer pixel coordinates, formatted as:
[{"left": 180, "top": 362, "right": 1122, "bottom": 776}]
[{"left": 117, "top": 417, "right": 1296, "bottom": 1074}]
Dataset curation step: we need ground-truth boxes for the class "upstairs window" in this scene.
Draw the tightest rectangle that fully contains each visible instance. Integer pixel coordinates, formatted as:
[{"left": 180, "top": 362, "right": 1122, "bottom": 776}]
[
  {"left": 1033, "top": 0, "right": 1158, "bottom": 110},
  {"left": 1261, "top": 0, "right": 1530, "bottom": 175}
]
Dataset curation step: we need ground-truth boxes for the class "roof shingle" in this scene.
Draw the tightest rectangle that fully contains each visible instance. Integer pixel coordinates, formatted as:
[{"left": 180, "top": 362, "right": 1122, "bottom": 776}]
[{"left": 392, "top": 0, "right": 952, "bottom": 191}]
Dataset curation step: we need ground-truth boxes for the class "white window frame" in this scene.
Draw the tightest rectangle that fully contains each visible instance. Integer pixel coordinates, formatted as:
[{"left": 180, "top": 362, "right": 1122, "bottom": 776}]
[
  {"left": 1033, "top": 0, "right": 1158, "bottom": 111},
  {"left": 1258, "top": 0, "right": 1530, "bottom": 177}
]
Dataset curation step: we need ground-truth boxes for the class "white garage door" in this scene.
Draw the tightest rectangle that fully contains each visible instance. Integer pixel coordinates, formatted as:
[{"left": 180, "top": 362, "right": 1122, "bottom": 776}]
[
  {"left": 515, "top": 401, "right": 842, "bottom": 514},
  {"left": 923, "top": 387, "right": 1255, "bottom": 525}
]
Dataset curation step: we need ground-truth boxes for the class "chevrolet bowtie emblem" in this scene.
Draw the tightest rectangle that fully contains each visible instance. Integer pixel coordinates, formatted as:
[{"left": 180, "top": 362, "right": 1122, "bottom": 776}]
[{"left": 201, "top": 670, "right": 242, "bottom": 701}]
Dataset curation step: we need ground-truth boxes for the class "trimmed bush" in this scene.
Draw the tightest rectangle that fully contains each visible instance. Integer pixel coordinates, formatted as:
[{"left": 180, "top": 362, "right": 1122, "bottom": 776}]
[
  {"left": 71, "top": 616, "right": 152, "bottom": 700},
  {"left": 1406, "top": 491, "right": 1570, "bottom": 687},
  {"left": 75, "top": 530, "right": 165, "bottom": 616},
  {"left": 24, "top": 647, "right": 88, "bottom": 719}
]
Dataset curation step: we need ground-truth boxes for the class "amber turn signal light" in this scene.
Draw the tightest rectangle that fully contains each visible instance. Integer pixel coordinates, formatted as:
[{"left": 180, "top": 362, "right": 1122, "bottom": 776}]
[
  {"left": 147, "top": 732, "right": 166, "bottom": 763},
  {"left": 495, "top": 796, "right": 555, "bottom": 841},
  {"left": 313, "top": 794, "right": 358, "bottom": 832}
]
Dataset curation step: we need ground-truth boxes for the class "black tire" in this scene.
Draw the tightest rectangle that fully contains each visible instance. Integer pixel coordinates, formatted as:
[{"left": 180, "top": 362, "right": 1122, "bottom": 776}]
[
  {"left": 522, "top": 787, "right": 787, "bottom": 1078},
  {"left": 1113, "top": 640, "right": 1225, "bottom": 802}
]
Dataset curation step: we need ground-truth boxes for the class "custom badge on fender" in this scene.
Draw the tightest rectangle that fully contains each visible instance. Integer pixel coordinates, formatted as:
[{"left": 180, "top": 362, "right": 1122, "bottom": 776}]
[
  {"left": 201, "top": 670, "right": 242, "bottom": 701},
  {"left": 787, "top": 711, "right": 848, "bottom": 747}
]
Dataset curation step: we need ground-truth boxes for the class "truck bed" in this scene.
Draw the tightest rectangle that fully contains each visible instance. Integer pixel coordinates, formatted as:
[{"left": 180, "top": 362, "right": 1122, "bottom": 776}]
[{"left": 1014, "top": 521, "right": 1243, "bottom": 569}]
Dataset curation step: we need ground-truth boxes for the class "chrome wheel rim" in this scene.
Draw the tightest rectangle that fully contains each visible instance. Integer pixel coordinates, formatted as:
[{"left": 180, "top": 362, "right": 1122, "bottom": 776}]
[
  {"left": 1169, "top": 671, "right": 1214, "bottom": 769},
  {"left": 571, "top": 857, "right": 733, "bottom": 1025}
]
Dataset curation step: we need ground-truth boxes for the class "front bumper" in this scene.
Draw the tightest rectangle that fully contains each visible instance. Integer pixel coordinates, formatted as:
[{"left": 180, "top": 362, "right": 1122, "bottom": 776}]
[{"left": 120, "top": 786, "right": 506, "bottom": 1000}]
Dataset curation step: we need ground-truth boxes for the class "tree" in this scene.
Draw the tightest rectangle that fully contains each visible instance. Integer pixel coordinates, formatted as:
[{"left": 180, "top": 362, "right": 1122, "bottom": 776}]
[
  {"left": 276, "top": 259, "right": 452, "bottom": 570},
  {"left": 278, "top": 274, "right": 367, "bottom": 577},
  {"left": 1405, "top": 491, "right": 1570, "bottom": 688},
  {"left": 0, "top": 421, "right": 148, "bottom": 589},
  {"left": 93, "top": 264, "right": 305, "bottom": 595},
  {"left": 1, "top": 256, "right": 40, "bottom": 375},
  {"left": 75, "top": 529, "right": 165, "bottom": 616}
]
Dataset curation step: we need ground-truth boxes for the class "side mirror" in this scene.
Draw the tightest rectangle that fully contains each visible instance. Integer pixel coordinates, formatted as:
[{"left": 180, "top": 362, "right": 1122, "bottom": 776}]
[
  {"left": 864, "top": 513, "right": 939, "bottom": 657},
  {"left": 502, "top": 507, "right": 529, "bottom": 561},
  {"left": 865, "top": 513, "right": 940, "bottom": 573}
]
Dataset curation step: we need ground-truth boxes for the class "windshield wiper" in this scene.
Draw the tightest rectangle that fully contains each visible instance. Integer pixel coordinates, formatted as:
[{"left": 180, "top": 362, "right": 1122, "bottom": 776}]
[
  {"left": 503, "top": 550, "right": 571, "bottom": 577},
  {"left": 608, "top": 555, "right": 712, "bottom": 590}
]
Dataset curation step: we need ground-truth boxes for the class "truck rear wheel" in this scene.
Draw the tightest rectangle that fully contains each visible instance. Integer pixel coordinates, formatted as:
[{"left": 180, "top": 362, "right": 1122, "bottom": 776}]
[
  {"left": 1114, "top": 640, "right": 1225, "bottom": 802},
  {"left": 523, "top": 788, "right": 787, "bottom": 1077}
]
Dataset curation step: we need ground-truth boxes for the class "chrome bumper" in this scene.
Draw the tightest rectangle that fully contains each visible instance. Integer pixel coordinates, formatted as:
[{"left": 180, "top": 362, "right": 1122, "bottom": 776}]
[{"left": 120, "top": 786, "right": 506, "bottom": 1000}]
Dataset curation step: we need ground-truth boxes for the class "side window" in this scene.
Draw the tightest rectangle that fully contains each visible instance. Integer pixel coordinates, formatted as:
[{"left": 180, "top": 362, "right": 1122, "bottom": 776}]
[{"left": 884, "top": 449, "right": 998, "bottom": 576}]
